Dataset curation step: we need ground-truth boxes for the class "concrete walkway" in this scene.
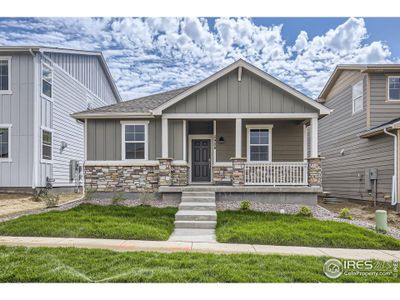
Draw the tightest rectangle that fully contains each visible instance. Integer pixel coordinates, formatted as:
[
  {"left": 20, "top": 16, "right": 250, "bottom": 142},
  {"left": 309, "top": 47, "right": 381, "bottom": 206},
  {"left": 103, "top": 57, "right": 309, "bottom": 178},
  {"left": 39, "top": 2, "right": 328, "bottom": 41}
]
[{"left": 0, "top": 236, "right": 399, "bottom": 261}]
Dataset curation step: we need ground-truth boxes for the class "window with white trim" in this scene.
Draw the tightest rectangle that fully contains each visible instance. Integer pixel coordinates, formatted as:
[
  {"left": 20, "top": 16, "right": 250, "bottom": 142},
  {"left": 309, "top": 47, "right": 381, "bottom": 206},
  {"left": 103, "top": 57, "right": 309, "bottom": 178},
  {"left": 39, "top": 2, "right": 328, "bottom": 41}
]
[
  {"left": 122, "top": 122, "right": 148, "bottom": 160},
  {"left": 0, "top": 126, "right": 10, "bottom": 160},
  {"left": 247, "top": 126, "right": 272, "bottom": 162},
  {"left": 388, "top": 76, "right": 400, "bottom": 101},
  {"left": 0, "top": 57, "right": 11, "bottom": 93},
  {"left": 352, "top": 80, "right": 363, "bottom": 114},
  {"left": 42, "top": 129, "right": 53, "bottom": 161},
  {"left": 42, "top": 64, "right": 53, "bottom": 99}
]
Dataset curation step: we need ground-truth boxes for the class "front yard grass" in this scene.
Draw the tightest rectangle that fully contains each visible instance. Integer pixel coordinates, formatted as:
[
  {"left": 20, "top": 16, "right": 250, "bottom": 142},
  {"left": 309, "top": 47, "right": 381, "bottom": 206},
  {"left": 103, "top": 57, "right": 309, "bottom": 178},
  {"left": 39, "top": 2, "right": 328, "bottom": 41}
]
[
  {"left": 0, "top": 204, "right": 177, "bottom": 241},
  {"left": 0, "top": 246, "right": 398, "bottom": 283},
  {"left": 217, "top": 210, "right": 400, "bottom": 250}
]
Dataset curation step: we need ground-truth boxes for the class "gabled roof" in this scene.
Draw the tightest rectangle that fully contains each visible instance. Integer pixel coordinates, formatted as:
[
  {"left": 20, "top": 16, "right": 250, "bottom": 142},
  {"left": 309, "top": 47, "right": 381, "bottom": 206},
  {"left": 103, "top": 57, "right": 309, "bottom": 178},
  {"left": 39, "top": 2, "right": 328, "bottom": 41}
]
[
  {"left": 72, "top": 87, "right": 190, "bottom": 119},
  {"left": 319, "top": 64, "right": 400, "bottom": 101},
  {"left": 0, "top": 46, "right": 121, "bottom": 102},
  {"left": 152, "top": 59, "right": 331, "bottom": 115}
]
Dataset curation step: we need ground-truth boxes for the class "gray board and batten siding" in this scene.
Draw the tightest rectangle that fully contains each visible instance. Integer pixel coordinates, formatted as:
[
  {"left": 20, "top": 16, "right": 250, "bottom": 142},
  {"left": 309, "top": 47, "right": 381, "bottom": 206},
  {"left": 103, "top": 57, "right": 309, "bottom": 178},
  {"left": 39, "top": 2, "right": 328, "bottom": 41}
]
[
  {"left": 164, "top": 68, "right": 319, "bottom": 114},
  {"left": 87, "top": 118, "right": 163, "bottom": 161},
  {"left": 87, "top": 118, "right": 304, "bottom": 163},
  {"left": 45, "top": 52, "right": 118, "bottom": 105},
  {"left": 319, "top": 70, "right": 394, "bottom": 202},
  {"left": 0, "top": 52, "right": 35, "bottom": 187}
]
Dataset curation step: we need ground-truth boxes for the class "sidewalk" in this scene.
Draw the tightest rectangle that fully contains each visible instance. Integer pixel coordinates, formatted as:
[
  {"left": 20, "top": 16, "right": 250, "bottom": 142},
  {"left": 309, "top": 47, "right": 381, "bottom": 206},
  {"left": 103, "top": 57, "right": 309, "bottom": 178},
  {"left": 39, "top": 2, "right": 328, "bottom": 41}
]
[{"left": 0, "top": 236, "right": 399, "bottom": 261}]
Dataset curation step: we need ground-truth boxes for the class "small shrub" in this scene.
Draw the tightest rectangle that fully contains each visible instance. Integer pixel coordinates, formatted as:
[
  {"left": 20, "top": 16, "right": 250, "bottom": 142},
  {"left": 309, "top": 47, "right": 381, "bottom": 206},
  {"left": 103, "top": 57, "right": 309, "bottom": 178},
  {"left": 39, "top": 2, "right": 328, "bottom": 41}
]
[
  {"left": 43, "top": 192, "right": 59, "bottom": 208},
  {"left": 139, "top": 191, "right": 155, "bottom": 206},
  {"left": 297, "top": 206, "right": 313, "bottom": 217},
  {"left": 240, "top": 200, "right": 252, "bottom": 211},
  {"left": 84, "top": 187, "right": 97, "bottom": 201},
  {"left": 112, "top": 192, "right": 125, "bottom": 205},
  {"left": 339, "top": 208, "right": 352, "bottom": 220}
]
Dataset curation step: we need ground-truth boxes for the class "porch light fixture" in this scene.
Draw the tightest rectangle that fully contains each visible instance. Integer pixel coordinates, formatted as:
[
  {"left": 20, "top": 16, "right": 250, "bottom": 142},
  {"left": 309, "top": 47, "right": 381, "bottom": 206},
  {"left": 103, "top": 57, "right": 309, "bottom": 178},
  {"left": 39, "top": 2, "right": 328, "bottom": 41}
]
[{"left": 218, "top": 136, "right": 225, "bottom": 144}]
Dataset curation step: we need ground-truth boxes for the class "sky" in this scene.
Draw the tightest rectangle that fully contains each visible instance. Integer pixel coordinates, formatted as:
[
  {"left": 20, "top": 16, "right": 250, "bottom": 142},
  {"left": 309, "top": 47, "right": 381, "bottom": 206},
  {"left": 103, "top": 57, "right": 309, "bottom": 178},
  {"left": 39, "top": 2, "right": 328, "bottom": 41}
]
[{"left": 0, "top": 17, "right": 399, "bottom": 100}]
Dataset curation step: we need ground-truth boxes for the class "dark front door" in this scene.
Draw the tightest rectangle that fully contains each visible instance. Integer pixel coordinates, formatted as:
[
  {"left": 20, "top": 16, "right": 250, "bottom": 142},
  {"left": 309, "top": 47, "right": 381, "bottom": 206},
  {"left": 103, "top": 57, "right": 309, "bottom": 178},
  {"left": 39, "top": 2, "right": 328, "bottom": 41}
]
[{"left": 192, "top": 139, "right": 211, "bottom": 182}]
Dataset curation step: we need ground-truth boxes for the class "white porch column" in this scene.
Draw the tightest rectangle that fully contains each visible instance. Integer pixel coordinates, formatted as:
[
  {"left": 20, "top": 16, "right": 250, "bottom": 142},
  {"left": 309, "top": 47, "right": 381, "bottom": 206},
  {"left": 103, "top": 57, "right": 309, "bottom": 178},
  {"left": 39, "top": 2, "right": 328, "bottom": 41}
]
[
  {"left": 303, "top": 123, "right": 308, "bottom": 160},
  {"left": 182, "top": 120, "right": 187, "bottom": 161},
  {"left": 235, "top": 118, "right": 242, "bottom": 158},
  {"left": 162, "top": 117, "right": 169, "bottom": 158},
  {"left": 310, "top": 116, "right": 318, "bottom": 158}
]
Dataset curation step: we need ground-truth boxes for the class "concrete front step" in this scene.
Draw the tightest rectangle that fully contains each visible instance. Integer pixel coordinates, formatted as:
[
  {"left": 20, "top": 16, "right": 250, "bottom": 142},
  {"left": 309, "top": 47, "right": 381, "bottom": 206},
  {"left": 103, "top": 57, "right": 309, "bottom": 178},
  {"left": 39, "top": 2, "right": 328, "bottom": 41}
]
[
  {"left": 175, "top": 210, "right": 217, "bottom": 221},
  {"left": 182, "top": 192, "right": 215, "bottom": 197},
  {"left": 181, "top": 196, "right": 215, "bottom": 203},
  {"left": 179, "top": 202, "right": 216, "bottom": 211},
  {"left": 175, "top": 220, "right": 217, "bottom": 229}
]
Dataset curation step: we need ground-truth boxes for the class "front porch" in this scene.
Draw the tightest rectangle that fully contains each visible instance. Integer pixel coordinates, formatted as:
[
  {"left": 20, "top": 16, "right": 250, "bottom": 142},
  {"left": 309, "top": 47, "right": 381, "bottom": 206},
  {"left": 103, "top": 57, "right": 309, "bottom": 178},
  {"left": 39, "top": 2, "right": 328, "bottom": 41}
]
[{"left": 159, "top": 114, "right": 321, "bottom": 188}]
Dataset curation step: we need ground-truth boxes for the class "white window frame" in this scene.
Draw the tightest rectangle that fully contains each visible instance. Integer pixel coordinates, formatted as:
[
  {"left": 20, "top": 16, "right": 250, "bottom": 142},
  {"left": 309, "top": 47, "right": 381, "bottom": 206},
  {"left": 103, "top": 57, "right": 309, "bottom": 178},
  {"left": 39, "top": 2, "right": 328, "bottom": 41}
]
[
  {"left": 246, "top": 124, "right": 273, "bottom": 163},
  {"left": 352, "top": 80, "right": 363, "bottom": 114},
  {"left": 121, "top": 121, "right": 149, "bottom": 161},
  {"left": 388, "top": 76, "right": 400, "bottom": 101},
  {"left": 0, "top": 124, "right": 12, "bottom": 162},
  {"left": 41, "top": 126, "right": 53, "bottom": 164},
  {"left": 41, "top": 62, "right": 53, "bottom": 101},
  {"left": 0, "top": 56, "right": 12, "bottom": 94}
]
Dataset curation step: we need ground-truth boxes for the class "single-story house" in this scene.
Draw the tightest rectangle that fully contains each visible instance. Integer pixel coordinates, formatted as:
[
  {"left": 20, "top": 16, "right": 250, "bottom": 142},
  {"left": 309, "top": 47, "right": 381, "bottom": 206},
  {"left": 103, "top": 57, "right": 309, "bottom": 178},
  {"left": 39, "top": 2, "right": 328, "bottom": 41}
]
[{"left": 72, "top": 59, "right": 330, "bottom": 204}]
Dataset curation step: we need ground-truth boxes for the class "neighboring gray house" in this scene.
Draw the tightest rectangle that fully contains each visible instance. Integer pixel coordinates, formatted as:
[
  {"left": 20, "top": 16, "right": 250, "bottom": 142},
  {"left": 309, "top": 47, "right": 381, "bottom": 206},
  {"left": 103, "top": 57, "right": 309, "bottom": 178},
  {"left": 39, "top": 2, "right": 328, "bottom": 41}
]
[
  {"left": 73, "top": 59, "right": 330, "bottom": 206},
  {"left": 0, "top": 46, "right": 121, "bottom": 192},
  {"left": 318, "top": 64, "right": 400, "bottom": 207}
]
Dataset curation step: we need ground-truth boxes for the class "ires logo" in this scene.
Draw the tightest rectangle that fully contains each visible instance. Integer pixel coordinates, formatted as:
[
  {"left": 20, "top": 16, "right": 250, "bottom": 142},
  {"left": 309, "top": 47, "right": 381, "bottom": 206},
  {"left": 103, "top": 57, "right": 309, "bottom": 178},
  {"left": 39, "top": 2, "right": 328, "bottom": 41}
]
[{"left": 324, "top": 259, "right": 398, "bottom": 279}]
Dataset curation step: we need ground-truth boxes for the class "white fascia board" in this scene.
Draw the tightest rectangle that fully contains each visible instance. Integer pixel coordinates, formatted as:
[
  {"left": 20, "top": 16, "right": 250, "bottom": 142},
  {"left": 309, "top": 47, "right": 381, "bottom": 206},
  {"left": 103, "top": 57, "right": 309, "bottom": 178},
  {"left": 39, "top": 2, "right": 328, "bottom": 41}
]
[
  {"left": 162, "top": 113, "right": 319, "bottom": 119},
  {"left": 152, "top": 59, "right": 331, "bottom": 116},
  {"left": 71, "top": 112, "right": 154, "bottom": 119}
]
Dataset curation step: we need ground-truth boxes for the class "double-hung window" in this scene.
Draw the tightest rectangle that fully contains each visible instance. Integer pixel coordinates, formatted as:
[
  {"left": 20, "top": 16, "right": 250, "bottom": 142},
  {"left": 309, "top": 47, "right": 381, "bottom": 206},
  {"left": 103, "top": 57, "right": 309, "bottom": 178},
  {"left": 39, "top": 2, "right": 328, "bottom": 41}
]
[
  {"left": 121, "top": 121, "right": 148, "bottom": 160},
  {"left": 388, "top": 76, "right": 400, "bottom": 101},
  {"left": 352, "top": 80, "right": 363, "bottom": 114},
  {"left": 247, "top": 125, "right": 272, "bottom": 162},
  {"left": 41, "top": 128, "right": 53, "bottom": 162},
  {"left": 42, "top": 63, "right": 53, "bottom": 99},
  {"left": 0, "top": 125, "right": 11, "bottom": 161},
  {"left": 0, "top": 56, "right": 11, "bottom": 94}
]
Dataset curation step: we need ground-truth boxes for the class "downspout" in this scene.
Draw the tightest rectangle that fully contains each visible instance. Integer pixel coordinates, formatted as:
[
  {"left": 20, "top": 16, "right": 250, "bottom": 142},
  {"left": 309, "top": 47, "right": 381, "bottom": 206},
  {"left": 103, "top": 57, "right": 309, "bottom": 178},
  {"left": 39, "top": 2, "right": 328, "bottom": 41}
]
[
  {"left": 384, "top": 128, "right": 398, "bottom": 206},
  {"left": 29, "top": 48, "right": 39, "bottom": 190}
]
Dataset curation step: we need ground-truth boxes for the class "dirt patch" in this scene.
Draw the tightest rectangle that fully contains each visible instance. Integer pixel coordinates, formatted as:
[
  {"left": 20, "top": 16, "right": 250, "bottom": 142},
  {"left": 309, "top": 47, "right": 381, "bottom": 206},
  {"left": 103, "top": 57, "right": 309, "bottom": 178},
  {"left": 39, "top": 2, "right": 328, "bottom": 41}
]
[
  {"left": 318, "top": 199, "right": 400, "bottom": 230},
  {"left": 0, "top": 193, "right": 83, "bottom": 218}
]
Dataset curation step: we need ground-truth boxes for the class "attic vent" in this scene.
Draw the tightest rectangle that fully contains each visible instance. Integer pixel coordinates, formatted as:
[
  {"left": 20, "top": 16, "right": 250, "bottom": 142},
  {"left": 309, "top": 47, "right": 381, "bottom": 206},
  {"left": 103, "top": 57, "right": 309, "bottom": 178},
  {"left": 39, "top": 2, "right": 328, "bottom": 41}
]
[{"left": 238, "top": 66, "right": 242, "bottom": 82}]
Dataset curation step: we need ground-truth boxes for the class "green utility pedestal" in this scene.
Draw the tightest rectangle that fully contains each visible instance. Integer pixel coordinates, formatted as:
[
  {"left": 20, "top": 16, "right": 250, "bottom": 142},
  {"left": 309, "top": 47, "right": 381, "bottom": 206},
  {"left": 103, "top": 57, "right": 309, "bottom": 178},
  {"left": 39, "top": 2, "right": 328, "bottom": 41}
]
[{"left": 375, "top": 210, "right": 387, "bottom": 233}]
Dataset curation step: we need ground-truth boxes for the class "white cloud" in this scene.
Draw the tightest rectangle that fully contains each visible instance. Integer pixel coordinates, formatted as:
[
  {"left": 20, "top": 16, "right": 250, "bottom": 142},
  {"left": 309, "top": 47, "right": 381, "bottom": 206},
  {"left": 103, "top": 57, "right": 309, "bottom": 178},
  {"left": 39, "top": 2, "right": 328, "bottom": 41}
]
[{"left": 0, "top": 17, "right": 395, "bottom": 100}]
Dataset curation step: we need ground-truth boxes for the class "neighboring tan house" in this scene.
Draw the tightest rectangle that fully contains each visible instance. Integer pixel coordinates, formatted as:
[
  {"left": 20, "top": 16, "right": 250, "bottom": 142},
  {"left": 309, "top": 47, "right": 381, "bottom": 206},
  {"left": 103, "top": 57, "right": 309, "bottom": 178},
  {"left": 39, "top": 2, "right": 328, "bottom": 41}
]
[
  {"left": 0, "top": 46, "right": 121, "bottom": 192},
  {"left": 73, "top": 59, "right": 330, "bottom": 205},
  {"left": 318, "top": 64, "right": 400, "bottom": 207}
]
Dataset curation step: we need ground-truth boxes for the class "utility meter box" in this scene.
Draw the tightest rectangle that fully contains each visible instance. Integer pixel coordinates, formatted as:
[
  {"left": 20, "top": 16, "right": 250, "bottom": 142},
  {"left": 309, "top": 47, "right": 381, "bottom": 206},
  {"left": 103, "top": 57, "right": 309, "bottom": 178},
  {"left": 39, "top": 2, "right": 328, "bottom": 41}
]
[
  {"left": 70, "top": 160, "right": 79, "bottom": 182},
  {"left": 365, "top": 168, "right": 378, "bottom": 191}
]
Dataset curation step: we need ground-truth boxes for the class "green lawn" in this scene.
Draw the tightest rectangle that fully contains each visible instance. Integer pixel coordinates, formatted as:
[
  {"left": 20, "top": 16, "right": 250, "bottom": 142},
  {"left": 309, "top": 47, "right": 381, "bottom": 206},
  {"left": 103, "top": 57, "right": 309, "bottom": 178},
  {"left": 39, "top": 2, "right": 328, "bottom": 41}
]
[
  {"left": 0, "top": 246, "right": 398, "bottom": 283},
  {"left": 0, "top": 204, "right": 177, "bottom": 241},
  {"left": 217, "top": 210, "right": 400, "bottom": 250}
]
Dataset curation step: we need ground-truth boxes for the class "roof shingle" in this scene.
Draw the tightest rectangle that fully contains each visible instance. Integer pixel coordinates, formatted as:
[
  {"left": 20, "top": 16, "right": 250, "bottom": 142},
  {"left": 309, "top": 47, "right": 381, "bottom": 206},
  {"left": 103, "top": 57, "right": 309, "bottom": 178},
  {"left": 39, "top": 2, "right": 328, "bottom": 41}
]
[{"left": 75, "top": 86, "right": 190, "bottom": 115}]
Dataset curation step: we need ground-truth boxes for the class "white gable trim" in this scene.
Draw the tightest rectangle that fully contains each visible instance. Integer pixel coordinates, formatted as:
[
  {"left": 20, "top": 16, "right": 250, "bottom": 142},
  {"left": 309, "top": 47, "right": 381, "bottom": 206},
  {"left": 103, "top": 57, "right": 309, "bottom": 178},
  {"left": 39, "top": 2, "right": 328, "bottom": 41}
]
[{"left": 151, "top": 59, "right": 331, "bottom": 116}]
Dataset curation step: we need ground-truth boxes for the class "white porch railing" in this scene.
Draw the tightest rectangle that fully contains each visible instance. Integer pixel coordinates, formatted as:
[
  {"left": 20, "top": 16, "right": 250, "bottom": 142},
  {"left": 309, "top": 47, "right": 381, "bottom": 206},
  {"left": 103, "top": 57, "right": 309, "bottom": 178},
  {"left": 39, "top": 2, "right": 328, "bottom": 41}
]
[{"left": 244, "top": 162, "right": 308, "bottom": 186}]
